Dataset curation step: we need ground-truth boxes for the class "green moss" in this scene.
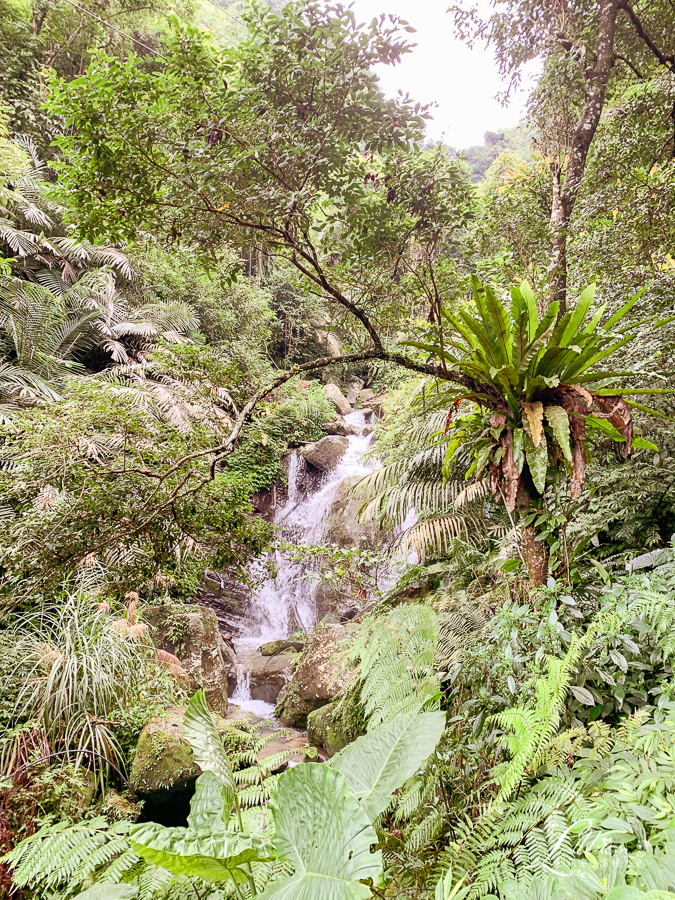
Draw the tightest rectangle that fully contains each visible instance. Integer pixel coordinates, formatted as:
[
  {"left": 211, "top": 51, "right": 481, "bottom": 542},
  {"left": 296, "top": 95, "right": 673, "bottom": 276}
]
[{"left": 307, "top": 702, "right": 356, "bottom": 757}]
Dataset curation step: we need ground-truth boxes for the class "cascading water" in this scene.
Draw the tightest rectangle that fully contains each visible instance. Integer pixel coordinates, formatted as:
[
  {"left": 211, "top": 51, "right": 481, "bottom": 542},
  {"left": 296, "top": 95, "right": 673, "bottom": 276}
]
[{"left": 230, "top": 410, "right": 377, "bottom": 715}]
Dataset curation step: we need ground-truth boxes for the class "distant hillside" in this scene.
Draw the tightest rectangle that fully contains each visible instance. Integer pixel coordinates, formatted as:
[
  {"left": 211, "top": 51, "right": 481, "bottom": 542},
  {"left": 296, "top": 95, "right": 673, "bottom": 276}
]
[{"left": 462, "top": 124, "right": 532, "bottom": 183}]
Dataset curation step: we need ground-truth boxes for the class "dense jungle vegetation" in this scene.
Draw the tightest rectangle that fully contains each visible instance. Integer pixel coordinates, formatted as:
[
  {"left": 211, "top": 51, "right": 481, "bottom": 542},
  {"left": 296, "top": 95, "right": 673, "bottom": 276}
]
[{"left": 2, "top": 0, "right": 675, "bottom": 897}]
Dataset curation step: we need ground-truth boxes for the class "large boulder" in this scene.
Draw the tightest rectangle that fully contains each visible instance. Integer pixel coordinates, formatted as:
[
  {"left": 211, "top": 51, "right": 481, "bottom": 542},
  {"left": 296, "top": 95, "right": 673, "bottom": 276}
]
[
  {"left": 276, "top": 624, "right": 350, "bottom": 727},
  {"left": 307, "top": 702, "right": 356, "bottom": 757},
  {"left": 324, "top": 417, "right": 360, "bottom": 437},
  {"left": 300, "top": 436, "right": 349, "bottom": 471},
  {"left": 346, "top": 380, "right": 365, "bottom": 406},
  {"left": 242, "top": 650, "right": 296, "bottom": 703},
  {"left": 129, "top": 706, "right": 215, "bottom": 796},
  {"left": 324, "top": 383, "right": 352, "bottom": 416},
  {"left": 324, "top": 476, "right": 385, "bottom": 550},
  {"left": 144, "top": 604, "right": 230, "bottom": 715}
]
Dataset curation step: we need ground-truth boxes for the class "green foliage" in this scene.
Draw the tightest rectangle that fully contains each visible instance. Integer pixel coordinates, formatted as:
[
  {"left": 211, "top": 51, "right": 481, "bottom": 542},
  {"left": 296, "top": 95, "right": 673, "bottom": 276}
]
[
  {"left": 329, "top": 710, "right": 446, "bottom": 821},
  {"left": 346, "top": 603, "right": 440, "bottom": 728},
  {"left": 1, "top": 591, "right": 155, "bottom": 786},
  {"left": 264, "top": 763, "right": 382, "bottom": 900}
]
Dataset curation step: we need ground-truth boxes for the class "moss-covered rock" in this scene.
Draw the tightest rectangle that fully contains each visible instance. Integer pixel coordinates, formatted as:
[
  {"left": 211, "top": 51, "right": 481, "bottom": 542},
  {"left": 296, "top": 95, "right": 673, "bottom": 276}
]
[
  {"left": 129, "top": 706, "right": 229, "bottom": 796},
  {"left": 307, "top": 702, "right": 355, "bottom": 757},
  {"left": 259, "top": 639, "right": 305, "bottom": 656},
  {"left": 144, "top": 604, "right": 229, "bottom": 714},
  {"left": 101, "top": 790, "right": 141, "bottom": 823},
  {"left": 275, "top": 624, "right": 351, "bottom": 727}
]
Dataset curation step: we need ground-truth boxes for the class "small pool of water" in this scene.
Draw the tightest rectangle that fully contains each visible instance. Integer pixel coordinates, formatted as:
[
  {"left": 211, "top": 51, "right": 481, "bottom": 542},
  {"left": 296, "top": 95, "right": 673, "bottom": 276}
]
[{"left": 229, "top": 697, "right": 277, "bottom": 718}]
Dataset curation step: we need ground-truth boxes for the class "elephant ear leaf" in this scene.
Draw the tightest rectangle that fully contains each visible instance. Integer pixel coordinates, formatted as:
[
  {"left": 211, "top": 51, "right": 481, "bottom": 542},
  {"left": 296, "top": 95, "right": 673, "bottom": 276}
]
[
  {"left": 260, "top": 763, "right": 382, "bottom": 900},
  {"left": 183, "top": 690, "right": 236, "bottom": 813},
  {"left": 129, "top": 822, "right": 274, "bottom": 885},
  {"left": 188, "top": 771, "right": 229, "bottom": 830},
  {"left": 329, "top": 711, "right": 446, "bottom": 821}
]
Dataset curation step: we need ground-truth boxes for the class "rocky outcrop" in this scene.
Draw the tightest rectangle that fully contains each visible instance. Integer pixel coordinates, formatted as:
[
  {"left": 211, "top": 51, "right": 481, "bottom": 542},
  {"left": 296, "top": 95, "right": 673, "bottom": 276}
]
[
  {"left": 101, "top": 790, "right": 141, "bottom": 824},
  {"left": 242, "top": 650, "right": 296, "bottom": 703},
  {"left": 307, "top": 702, "right": 356, "bottom": 757},
  {"left": 346, "top": 380, "right": 365, "bottom": 406},
  {"left": 275, "top": 624, "right": 350, "bottom": 727},
  {"left": 357, "top": 388, "right": 388, "bottom": 419},
  {"left": 144, "top": 604, "right": 230, "bottom": 715},
  {"left": 300, "top": 435, "right": 349, "bottom": 471},
  {"left": 324, "top": 417, "right": 360, "bottom": 437},
  {"left": 324, "top": 383, "right": 352, "bottom": 416},
  {"left": 324, "top": 476, "right": 385, "bottom": 550}
]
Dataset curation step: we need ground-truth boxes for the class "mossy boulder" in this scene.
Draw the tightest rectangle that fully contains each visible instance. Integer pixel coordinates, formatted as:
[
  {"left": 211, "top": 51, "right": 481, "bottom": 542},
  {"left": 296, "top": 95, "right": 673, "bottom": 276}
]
[
  {"left": 129, "top": 705, "right": 229, "bottom": 796},
  {"left": 101, "top": 790, "right": 141, "bottom": 823},
  {"left": 275, "top": 624, "right": 351, "bottom": 727},
  {"left": 244, "top": 650, "right": 296, "bottom": 703},
  {"left": 259, "top": 639, "right": 305, "bottom": 656},
  {"left": 307, "top": 702, "right": 355, "bottom": 757},
  {"left": 144, "top": 604, "right": 229, "bottom": 714}
]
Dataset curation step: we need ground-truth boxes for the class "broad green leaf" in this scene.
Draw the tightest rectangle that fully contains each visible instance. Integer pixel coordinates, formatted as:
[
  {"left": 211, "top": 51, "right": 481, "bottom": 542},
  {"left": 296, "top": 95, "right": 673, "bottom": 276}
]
[
  {"left": 261, "top": 763, "right": 382, "bottom": 900},
  {"left": 73, "top": 887, "right": 138, "bottom": 900},
  {"left": 544, "top": 406, "right": 572, "bottom": 464},
  {"left": 632, "top": 436, "right": 658, "bottom": 451},
  {"left": 329, "top": 711, "right": 446, "bottom": 820},
  {"left": 560, "top": 282, "right": 595, "bottom": 346},
  {"left": 473, "top": 277, "right": 512, "bottom": 366},
  {"left": 183, "top": 690, "right": 236, "bottom": 809},
  {"left": 130, "top": 822, "right": 274, "bottom": 884},
  {"left": 188, "top": 771, "right": 229, "bottom": 830},
  {"left": 524, "top": 429, "right": 548, "bottom": 494}
]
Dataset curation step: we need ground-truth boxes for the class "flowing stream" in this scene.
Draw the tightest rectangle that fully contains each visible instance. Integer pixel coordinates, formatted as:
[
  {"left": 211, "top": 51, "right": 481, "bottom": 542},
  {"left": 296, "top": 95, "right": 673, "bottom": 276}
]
[{"left": 230, "top": 410, "right": 376, "bottom": 716}]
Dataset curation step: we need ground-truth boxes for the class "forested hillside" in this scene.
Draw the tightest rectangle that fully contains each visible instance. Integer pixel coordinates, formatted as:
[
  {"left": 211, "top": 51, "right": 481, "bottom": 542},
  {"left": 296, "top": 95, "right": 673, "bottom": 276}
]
[{"left": 1, "top": 1, "right": 675, "bottom": 898}]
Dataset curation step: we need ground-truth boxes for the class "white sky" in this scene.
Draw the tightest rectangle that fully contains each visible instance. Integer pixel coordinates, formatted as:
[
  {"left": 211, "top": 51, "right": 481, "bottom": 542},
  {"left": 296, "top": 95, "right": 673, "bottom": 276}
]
[{"left": 347, "top": 0, "right": 536, "bottom": 149}]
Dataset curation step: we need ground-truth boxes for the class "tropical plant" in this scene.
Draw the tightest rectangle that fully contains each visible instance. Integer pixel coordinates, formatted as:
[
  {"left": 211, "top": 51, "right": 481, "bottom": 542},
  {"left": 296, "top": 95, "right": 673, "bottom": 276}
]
[
  {"left": 409, "top": 276, "right": 671, "bottom": 583},
  {"left": 355, "top": 407, "right": 493, "bottom": 561},
  {"left": 1, "top": 591, "right": 153, "bottom": 786},
  {"left": 6, "top": 690, "right": 446, "bottom": 899}
]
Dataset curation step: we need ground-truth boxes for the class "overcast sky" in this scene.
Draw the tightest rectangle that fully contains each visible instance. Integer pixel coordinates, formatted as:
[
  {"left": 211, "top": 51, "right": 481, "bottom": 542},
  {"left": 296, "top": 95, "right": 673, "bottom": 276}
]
[{"left": 346, "top": 0, "right": 536, "bottom": 149}]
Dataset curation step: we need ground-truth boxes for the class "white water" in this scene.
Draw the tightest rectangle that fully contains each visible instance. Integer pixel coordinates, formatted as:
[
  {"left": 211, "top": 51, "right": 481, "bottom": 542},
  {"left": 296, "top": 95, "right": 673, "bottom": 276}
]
[{"left": 229, "top": 410, "right": 376, "bottom": 712}]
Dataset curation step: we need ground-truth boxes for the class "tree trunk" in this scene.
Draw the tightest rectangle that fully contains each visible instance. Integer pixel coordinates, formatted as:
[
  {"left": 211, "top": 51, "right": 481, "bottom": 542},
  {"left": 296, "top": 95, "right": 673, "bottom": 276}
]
[
  {"left": 517, "top": 479, "right": 550, "bottom": 588},
  {"left": 522, "top": 524, "right": 550, "bottom": 587},
  {"left": 547, "top": 0, "right": 619, "bottom": 317}
]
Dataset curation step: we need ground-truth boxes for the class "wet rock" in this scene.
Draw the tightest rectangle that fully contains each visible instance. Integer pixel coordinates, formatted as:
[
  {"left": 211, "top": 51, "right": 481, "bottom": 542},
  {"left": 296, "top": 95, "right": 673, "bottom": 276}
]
[
  {"left": 346, "top": 380, "right": 365, "bottom": 406},
  {"left": 324, "top": 476, "right": 385, "bottom": 550},
  {"left": 307, "top": 702, "right": 356, "bottom": 757},
  {"left": 358, "top": 388, "right": 388, "bottom": 419},
  {"left": 299, "top": 435, "right": 349, "bottom": 471},
  {"left": 324, "top": 417, "right": 360, "bottom": 437},
  {"left": 362, "top": 423, "right": 376, "bottom": 436},
  {"left": 143, "top": 604, "right": 229, "bottom": 715},
  {"left": 259, "top": 639, "right": 305, "bottom": 656},
  {"left": 324, "top": 383, "right": 352, "bottom": 416},
  {"left": 243, "top": 650, "right": 295, "bottom": 703},
  {"left": 276, "top": 624, "right": 350, "bottom": 727},
  {"left": 358, "top": 388, "right": 376, "bottom": 406}
]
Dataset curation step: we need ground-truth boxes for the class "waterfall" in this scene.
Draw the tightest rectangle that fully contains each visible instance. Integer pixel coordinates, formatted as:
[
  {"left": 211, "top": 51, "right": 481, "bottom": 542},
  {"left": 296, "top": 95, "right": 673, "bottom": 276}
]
[
  {"left": 230, "top": 411, "right": 377, "bottom": 713},
  {"left": 242, "top": 410, "right": 376, "bottom": 649}
]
